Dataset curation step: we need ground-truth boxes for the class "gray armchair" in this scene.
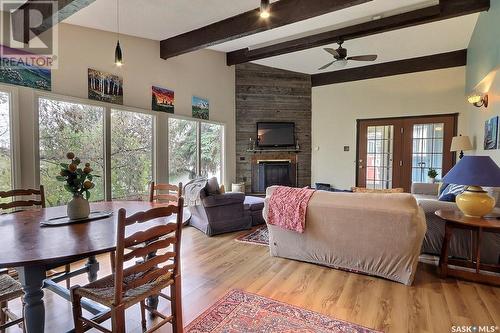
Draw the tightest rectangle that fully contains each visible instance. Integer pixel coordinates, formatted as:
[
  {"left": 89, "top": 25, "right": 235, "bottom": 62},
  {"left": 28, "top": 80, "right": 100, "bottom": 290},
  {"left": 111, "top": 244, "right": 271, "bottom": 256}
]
[{"left": 189, "top": 188, "right": 252, "bottom": 236}]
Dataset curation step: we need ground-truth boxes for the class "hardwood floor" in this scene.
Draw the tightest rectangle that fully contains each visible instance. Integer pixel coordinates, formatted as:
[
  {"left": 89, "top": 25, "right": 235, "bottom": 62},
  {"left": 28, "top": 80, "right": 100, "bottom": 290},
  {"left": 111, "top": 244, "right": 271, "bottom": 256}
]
[{"left": 7, "top": 226, "right": 500, "bottom": 332}]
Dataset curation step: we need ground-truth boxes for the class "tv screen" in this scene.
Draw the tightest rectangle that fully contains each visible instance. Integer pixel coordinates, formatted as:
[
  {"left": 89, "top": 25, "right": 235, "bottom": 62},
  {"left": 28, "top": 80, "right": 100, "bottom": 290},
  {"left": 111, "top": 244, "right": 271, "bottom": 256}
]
[{"left": 257, "top": 122, "right": 295, "bottom": 147}]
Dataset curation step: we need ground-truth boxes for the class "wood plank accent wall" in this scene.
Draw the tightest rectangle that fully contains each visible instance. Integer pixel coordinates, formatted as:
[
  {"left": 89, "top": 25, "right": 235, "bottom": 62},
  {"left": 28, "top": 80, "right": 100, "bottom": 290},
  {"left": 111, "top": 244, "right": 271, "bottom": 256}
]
[{"left": 236, "top": 63, "right": 312, "bottom": 192}]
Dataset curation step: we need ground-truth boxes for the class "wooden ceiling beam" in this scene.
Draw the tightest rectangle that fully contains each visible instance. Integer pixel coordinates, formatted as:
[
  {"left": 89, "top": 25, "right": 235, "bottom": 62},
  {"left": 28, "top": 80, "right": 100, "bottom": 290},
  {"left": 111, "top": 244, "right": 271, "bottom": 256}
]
[
  {"left": 11, "top": 0, "right": 96, "bottom": 43},
  {"left": 311, "top": 49, "right": 467, "bottom": 87},
  {"left": 227, "top": 0, "right": 489, "bottom": 65},
  {"left": 160, "top": 0, "right": 372, "bottom": 60}
]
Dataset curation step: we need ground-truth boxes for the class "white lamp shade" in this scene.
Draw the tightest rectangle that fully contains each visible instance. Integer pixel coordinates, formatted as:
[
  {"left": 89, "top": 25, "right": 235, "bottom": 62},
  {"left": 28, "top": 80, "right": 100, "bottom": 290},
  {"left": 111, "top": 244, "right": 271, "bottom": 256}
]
[{"left": 450, "top": 135, "right": 472, "bottom": 152}]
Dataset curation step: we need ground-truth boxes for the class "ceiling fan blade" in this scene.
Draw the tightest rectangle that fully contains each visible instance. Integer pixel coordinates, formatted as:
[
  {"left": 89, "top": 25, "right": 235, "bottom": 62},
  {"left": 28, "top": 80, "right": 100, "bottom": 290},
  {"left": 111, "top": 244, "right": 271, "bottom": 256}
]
[
  {"left": 318, "top": 60, "right": 337, "bottom": 70},
  {"left": 347, "top": 55, "right": 378, "bottom": 61},
  {"left": 323, "top": 48, "right": 339, "bottom": 57}
]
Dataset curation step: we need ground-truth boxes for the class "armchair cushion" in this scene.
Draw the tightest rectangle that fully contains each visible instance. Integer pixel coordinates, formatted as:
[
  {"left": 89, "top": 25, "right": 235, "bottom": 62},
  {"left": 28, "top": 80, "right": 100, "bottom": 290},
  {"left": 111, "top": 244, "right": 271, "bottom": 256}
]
[{"left": 202, "top": 192, "right": 245, "bottom": 208}]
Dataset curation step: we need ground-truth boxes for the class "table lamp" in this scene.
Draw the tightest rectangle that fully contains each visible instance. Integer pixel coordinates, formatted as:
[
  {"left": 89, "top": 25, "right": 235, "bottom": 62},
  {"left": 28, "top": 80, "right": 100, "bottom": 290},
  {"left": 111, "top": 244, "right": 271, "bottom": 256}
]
[
  {"left": 442, "top": 156, "right": 500, "bottom": 217},
  {"left": 450, "top": 135, "right": 472, "bottom": 159}
]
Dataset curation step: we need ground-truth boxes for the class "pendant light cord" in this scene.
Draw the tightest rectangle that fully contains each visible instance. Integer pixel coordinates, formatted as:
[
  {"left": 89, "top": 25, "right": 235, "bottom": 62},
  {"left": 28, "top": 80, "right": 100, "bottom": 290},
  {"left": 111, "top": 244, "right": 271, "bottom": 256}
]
[{"left": 116, "top": 0, "right": 120, "bottom": 40}]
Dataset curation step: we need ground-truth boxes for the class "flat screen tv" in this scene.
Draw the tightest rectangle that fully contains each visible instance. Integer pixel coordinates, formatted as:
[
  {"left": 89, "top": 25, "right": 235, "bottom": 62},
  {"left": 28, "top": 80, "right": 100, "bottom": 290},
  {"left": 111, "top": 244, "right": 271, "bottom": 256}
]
[{"left": 257, "top": 122, "right": 295, "bottom": 147}]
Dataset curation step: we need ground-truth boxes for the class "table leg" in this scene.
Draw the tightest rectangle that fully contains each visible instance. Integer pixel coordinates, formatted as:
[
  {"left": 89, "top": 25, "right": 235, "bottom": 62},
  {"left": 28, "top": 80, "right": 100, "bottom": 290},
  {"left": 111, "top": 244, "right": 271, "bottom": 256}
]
[
  {"left": 16, "top": 265, "right": 46, "bottom": 333},
  {"left": 86, "top": 256, "right": 99, "bottom": 282},
  {"left": 439, "top": 222, "right": 453, "bottom": 278}
]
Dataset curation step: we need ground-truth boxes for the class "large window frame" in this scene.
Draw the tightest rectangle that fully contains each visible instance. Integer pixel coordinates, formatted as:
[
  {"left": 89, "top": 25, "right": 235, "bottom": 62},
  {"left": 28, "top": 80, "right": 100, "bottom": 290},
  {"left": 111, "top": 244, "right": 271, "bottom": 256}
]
[
  {"left": 33, "top": 91, "right": 225, "bottom": 204},
  {"left": 166, "top": 116, "right": 225, "bottom": 186},
  {"left": 0, "top": 84, "right": 21, "bottom": 190}
]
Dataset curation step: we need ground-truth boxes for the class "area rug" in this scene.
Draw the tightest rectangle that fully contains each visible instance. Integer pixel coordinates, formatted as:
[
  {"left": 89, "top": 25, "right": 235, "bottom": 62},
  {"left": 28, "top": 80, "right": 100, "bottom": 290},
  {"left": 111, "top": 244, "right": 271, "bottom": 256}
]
[
  {"left": 185, "top": 289, "right": 381, "bottom": 333},
  {"left": 235, "top": 226, "right": 269, "bottom": 246}
]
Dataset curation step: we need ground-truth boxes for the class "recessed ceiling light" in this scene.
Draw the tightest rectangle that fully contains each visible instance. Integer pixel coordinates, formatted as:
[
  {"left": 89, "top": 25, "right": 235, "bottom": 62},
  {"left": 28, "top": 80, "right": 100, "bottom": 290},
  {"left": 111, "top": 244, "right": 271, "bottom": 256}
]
[{"left": 372, "top": 15, "right": 383, "bottom": 20}]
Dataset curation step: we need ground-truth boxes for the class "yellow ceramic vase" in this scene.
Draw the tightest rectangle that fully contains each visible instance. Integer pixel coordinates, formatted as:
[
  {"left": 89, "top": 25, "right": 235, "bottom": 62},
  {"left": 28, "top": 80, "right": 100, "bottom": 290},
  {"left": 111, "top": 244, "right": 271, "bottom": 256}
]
[{"left": 456, "top": 186, "right": 495, "bottom": 218}]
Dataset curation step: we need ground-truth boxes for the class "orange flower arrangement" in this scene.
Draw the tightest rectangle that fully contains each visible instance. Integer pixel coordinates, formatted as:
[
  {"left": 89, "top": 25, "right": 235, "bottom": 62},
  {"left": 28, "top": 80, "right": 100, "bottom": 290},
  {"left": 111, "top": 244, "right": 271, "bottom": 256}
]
[{"left": 56, "top": 152, "right": 100, "bottom": 199}]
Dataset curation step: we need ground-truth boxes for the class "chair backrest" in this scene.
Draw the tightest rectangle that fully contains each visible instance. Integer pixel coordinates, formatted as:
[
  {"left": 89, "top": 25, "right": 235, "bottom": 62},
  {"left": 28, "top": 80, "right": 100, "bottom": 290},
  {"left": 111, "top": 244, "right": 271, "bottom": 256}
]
[
  {"left": 0, "top": 185, "right": 46, "bottom": 212},
  {"left": 114, "top": 197, "right": 184, "bottom": 305},
  {"left": 149, "top": 181, "right": 182, "bottom": 203}
]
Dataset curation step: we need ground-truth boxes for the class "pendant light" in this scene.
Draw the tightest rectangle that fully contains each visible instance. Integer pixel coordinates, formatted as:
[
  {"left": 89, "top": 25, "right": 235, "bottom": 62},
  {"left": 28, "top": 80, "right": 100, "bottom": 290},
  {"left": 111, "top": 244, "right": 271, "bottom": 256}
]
[
  {"left": 260, "top": 0, "right": 270, "bottom": 19},
  {"left": 114, "top": 0, "right": 123, "bottom": 66}
]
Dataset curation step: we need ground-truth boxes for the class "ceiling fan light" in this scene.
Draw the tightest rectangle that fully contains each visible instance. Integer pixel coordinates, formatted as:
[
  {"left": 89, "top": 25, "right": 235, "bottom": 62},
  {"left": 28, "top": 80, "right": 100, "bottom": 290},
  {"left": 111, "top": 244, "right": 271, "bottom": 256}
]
[
  {"left": 115, "top": 40, "right": 123, "bottom": 66},
  {"left": 260, "top": 0, "right": 270, "bottom": 18}
]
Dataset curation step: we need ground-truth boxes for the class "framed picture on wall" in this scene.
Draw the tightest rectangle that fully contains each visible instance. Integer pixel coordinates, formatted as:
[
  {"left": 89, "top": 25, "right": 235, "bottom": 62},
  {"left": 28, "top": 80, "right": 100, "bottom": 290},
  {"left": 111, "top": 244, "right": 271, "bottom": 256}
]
[
  {"left": 152, "top": 86, "right": 174, "bottom": 113},
  {"left": 192, "top": 96, "right": 209, "bottom": 120},
  {"left": 484, "top": 116, "right": 499, "bottom": 150},
  {"left": 88, "top": 68, "right": 123, "bottom": 105}
]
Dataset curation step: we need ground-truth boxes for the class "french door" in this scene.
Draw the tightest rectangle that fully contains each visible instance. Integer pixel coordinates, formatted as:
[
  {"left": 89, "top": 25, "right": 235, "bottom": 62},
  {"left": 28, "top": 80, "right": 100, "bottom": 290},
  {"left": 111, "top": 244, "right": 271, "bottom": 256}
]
[{"left": 357, "top": 114, "right": 457, "bottom": 192}]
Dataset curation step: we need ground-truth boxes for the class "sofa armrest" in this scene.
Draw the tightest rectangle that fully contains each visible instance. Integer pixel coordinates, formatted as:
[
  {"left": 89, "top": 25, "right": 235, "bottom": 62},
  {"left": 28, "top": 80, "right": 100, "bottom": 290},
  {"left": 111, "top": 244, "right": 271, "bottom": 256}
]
[
  {"left": 411, "top": 183, "right": 439, "bottom": 196},
  {"left": 202, "top": 192, "right": 245, "bottom": 208}
]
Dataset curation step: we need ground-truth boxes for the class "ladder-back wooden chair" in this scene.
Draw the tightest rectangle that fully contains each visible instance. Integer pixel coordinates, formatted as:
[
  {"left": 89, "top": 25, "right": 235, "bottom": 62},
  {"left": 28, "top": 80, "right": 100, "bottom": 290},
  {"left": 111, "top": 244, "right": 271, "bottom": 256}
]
[
  {"left": 149, "top": 182, "right": 182, "bottom": 204},
  {"left": 109, "top": 182, "right": 183, "bottom": 273},
  {"left": 71, "top": 198, "right": 184, "bottom": 333},
  {"left": 0, "top": 186, "right": 72, "bottom": 287},
  {"left": 0, "top": 186, "right": 48, "bottom": 332},
  {"left": 0, "top": 272, "right": 24, "bottom": 332}
]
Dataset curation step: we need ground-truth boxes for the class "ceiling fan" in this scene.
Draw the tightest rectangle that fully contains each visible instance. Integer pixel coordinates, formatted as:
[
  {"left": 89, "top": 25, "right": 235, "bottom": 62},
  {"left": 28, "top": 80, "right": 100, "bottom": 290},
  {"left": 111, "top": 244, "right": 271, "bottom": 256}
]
[{"left": 318, "top": 41, "right": 378, "bottom": 70}]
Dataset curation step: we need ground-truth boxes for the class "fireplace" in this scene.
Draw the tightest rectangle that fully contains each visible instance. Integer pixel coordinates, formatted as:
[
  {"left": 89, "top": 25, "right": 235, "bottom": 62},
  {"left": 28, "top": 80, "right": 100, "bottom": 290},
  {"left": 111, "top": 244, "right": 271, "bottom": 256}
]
[{"left": 251, "top": 154, "right": 298, "bottom": 193}]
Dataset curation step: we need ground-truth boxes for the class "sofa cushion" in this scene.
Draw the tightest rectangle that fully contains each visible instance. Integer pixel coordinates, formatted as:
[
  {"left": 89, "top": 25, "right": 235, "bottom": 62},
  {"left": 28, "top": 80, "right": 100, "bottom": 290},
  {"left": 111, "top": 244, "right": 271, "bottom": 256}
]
[
  {"left": 244, "top": 196, "right": 265, "bottom": 211},
  {"left": 202, "top": 192, "right": 245, "bottom": 208},
  {"left": 438, "top": 184, "right": 465, "bottom": 202},
  {"left": 352, "top": 187, "right": 404, "bottom": 193}
]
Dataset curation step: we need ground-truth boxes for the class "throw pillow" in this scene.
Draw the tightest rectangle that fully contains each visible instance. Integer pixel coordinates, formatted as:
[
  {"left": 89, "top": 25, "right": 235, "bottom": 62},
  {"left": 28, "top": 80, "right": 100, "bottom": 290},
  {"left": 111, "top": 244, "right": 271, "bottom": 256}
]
[
  {"left": 438, "top": 184, "right": 466, "bottom": 202},
  {"left": 206, "top": 177, "right": 220, "bottom": 195},
  {"left": 351, "top": 187, "right": 404, "bottom": 193}
]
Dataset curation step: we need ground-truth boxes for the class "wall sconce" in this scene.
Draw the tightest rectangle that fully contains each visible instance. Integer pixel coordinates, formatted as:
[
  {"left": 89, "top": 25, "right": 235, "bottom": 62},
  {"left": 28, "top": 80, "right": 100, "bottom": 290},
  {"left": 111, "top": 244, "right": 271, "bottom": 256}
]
[{"left": 467, "top": 92, "right": 488, "bottom": 108}]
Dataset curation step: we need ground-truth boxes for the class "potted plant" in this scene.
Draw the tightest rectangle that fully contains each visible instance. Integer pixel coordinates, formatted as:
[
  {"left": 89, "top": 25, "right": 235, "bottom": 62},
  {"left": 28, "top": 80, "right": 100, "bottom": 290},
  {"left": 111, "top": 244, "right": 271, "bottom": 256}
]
[
  {"left": 428, "top": 168, "right": 438, "bottom": 184},
  {"left": 56, "top": 152, "right": 99, "bottom": 220}
]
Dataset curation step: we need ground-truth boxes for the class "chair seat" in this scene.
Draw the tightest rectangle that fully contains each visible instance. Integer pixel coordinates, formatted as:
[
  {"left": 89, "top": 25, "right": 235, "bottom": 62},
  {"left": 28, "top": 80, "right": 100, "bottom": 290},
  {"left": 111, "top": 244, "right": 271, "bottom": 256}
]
[
  {"left": 0, "top": 274, "right": 23, "bottom": 302},
  {"left": 75, "top": 269, "right": 173, "bottom": 308}
]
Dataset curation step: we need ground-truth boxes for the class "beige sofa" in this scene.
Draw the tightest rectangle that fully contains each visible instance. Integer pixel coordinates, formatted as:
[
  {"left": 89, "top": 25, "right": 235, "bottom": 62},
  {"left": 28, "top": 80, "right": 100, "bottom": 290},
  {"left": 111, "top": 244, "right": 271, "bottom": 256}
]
[{"left": 263, "top": 186, "right": 427, "bottom": 285}]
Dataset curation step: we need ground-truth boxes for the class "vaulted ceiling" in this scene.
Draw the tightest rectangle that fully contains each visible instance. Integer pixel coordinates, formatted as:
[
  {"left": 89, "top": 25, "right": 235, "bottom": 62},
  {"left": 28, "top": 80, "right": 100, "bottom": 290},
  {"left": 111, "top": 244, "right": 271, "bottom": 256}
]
[{"left": 61, "top": 0, "right": 481, "bottom": 75}]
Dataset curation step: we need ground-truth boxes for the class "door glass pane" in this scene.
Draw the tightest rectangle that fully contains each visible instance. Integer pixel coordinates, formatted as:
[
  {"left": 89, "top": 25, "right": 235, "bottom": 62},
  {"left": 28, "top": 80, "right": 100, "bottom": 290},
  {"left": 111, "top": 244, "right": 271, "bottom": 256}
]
[
  {"left": 0, "top": 92, "right": 12, "bottom": 191},
  {"left": 365, "top": 125, "right": 393, "bottom": 189},
  {"left": 412, "top": 123, "right": 444, "bottom": 183},
  {"left": 168, "top": 118, "right": 197, "bottom": 185},
  {"left": 111, "top": 109, "right": 153, "bottom": 200},
  {"left": 39, "top": 98, "right": 105, "bottom": 206},
  {"left": 201, "top": 123, "right": 223, "bottom": 183}
]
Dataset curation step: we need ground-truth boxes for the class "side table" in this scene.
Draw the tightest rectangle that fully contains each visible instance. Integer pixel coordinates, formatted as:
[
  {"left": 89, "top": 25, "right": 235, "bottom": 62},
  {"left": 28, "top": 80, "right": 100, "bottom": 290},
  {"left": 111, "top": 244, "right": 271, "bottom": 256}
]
[{"left": 435, "top": 210, "right": 500, "bottom": 286}]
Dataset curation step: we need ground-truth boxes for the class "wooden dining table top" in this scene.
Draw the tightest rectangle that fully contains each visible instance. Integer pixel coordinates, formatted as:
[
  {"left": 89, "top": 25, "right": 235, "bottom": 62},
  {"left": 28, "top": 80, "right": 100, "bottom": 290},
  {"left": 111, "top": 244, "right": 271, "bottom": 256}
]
[{"left": 0, "top": 201, "right": 185, "bottom": 268}]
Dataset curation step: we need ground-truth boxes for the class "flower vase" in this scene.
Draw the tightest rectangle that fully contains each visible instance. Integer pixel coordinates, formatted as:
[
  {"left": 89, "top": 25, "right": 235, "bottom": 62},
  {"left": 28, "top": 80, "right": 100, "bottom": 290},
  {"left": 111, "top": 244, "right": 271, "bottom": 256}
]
[{"left": 67, "top": 195, "right": 90, "bottom": 220}]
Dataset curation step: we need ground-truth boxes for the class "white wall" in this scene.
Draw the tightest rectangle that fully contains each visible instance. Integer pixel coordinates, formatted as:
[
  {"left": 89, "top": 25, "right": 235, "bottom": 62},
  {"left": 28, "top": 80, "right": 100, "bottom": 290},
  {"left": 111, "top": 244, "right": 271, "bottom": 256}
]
[
  {"left": 2, "top": 22, "right": 236, "bottom": 189},
  {"left": 312, "top": 67, "right": 469, "bottom": 189}
]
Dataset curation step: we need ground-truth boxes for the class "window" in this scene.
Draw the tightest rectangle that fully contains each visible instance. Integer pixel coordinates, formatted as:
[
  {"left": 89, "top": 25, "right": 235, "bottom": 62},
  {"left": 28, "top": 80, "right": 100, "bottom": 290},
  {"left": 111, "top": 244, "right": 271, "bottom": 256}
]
[
  {"left": 0, "top": 91, "right": 12, "bottom": 191},
  {"left": 201, "top": 122, "right": 224, "bottom": 182},
  {"left": 365, "top": 125, "right": 394, "bottom": 189},
  {"left": 168, "top": 118, "right": 198, "bottom": 185},
  {"left": 412, "top": 123, "right": 444, "bottom": 183},
  {"left": 38, "top": 98, "right": 105, "bottom": 206},
  {"left": 111, "top": 109, "right": 153, "bottom": 200}
]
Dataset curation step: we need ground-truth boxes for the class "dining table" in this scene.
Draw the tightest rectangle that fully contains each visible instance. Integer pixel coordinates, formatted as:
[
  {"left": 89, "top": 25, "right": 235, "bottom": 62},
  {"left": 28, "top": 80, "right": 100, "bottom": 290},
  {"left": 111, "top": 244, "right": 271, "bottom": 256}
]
[{"left": 0, "top": 201, "right": 191, "bottom": 333}]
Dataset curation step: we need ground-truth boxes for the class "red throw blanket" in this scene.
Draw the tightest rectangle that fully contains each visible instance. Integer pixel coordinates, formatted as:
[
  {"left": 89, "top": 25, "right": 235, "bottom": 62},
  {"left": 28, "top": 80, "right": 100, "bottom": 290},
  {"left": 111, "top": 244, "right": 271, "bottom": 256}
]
[{"left": 267, "top": 186, "right": 316, "bottom": 233}]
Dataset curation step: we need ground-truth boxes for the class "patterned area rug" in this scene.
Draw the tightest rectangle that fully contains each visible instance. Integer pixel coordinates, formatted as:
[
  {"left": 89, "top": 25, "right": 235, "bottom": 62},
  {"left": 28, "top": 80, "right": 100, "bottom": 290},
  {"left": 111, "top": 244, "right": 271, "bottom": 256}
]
[
  {"left": 236, "top": 226, "right": 269, "bottom": 246},
  {"left": 185, "top": 289, "right": 381, "bottom": 333}
]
